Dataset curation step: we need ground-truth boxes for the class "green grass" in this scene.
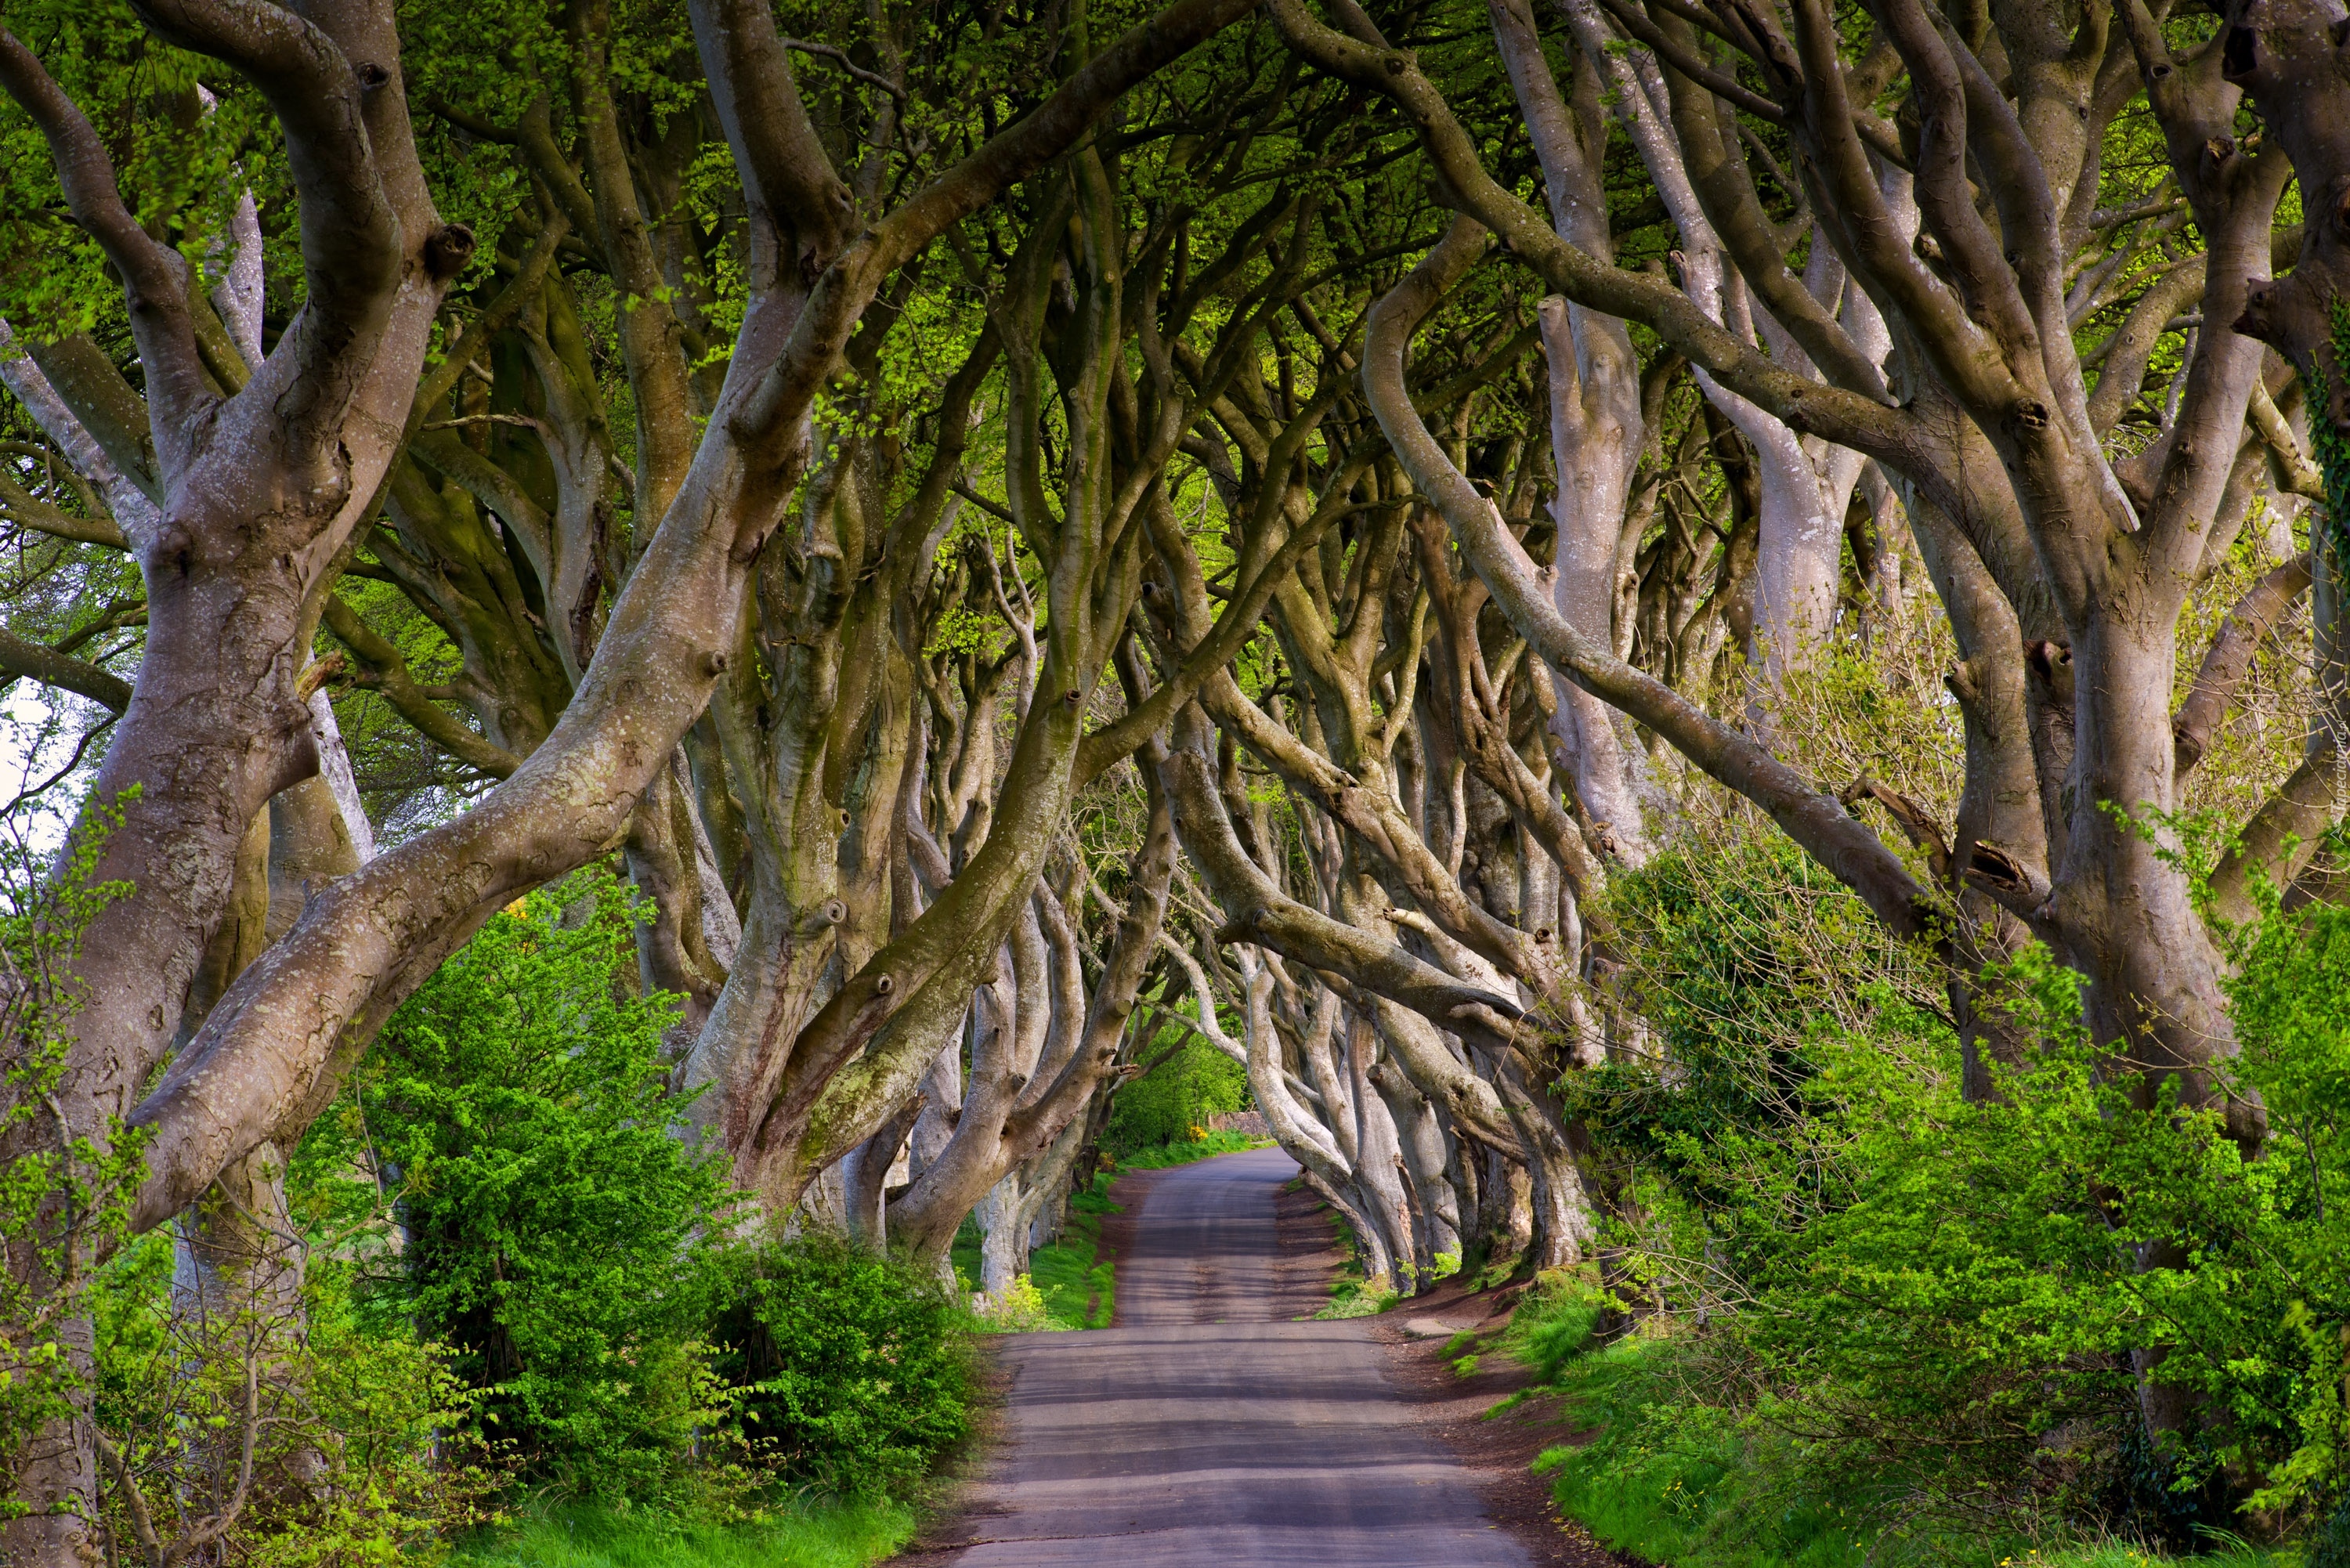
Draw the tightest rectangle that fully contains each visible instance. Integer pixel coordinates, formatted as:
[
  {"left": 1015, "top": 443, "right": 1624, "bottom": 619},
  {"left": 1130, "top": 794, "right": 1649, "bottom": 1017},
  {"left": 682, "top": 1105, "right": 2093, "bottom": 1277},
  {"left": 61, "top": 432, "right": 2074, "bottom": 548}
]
[
  {"left": 1294, "top": 1193, "right": 1401, "bottom": 1318},
  {"left": 2031, "top": 1545, "right": 2284, "bottom": 1568},
  {"left": 1313, "top": 1276, "right": 1396, "bottom": 1318},
  {"left": 1030, "top": 1176, "right": 1119, "bottom": 1328},
  {"left": 1530, "top": 1334, "right": 1868, "bottom": 1568},
  {"left": 1113, "top": 1130, "right": 1273, "bottom": 1169},
  {"left": 1530, "top": 1342, "right": 2301, "bottom": 1568},
  {"left": 952, "top": 1171, "right": 1119, "bottom": 1331},
  {"left": 450, "top": 1500, "right": 913, "bottom": 1568}
]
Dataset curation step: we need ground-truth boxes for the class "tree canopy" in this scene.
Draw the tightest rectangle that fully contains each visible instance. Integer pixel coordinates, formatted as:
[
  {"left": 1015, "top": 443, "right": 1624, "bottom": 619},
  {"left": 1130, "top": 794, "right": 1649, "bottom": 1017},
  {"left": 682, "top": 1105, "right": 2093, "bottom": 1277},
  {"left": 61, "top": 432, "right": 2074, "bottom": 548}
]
[{"left": 2, "top": 0, "right": 2346, "bottom": 1557}]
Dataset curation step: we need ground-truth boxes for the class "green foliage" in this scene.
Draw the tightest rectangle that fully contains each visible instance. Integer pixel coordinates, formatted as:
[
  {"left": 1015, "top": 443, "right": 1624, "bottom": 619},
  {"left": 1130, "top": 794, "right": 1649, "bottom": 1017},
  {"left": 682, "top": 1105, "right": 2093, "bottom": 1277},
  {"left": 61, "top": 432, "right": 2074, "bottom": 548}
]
[
  {"left": 2038, "top": 1545, "right": 2282, "bottom": 1568},
  {"left": 89, "top": 1238, "right": 506, "bottom": 1565},
  {"left": 1560, "top": 836, "right": 1940, "bottom": 1266},
  {"left": 0, "top": 5, "right": 266, "bottom": 338},
  {"left": 951, "top": 1171, "right": 1121, "bottom": 1331},
  {"left": 1505, "top": 1272, "right": 1616, "bottom": 1385},
  {"left": 710, "top": 1237, "right": 973, "bottom": 1498},
  {"left": 1314, "top": 1278, "right": 1398, "bottom": 1320},
  {"left": 1026, "top": 1185, "right": 1122, "bottom": 1330},
  {"left": 1314, "top": 1198, "right": 1396, "bottom": 1317},
  {"left": 1303, "top": 1189, "right": 1397, "bottom": 1317},
  {"left": 1731, "top": 936, "right": 2345, "bottom": 1541},
  {"left": 1101, "top": 1036, "right": 1250, "bottom": 1155},
  {"left": 1533, "top": 1337, "right": 1873, "bottom": 1568},
  {"left": 2310, "top": 1497, "right": 2350, "bottom": 1568},
  {"left": 2305, "top": 300, "right": 2350, "bottom": 562},
  {"left": 2218, "top": 894, "right": 2350, "bottom": 1521},
  {"left": 1546, "top": 842, "right": 2350, "bottom": 1557},
  {"left": 0, "top": 793, "right": 140, "bottom": 1518},
  {"left": 261, "top": 871, "right": 976, "bottom": 1547},
  {"left": 971, "top": 1274, "right": 1057, "bottom": 1333},
  {"left": 308, "top": 869, "right": 742, "bottom": 1506},
  {"left": 450, "top": 1499, "right": 913, "bottom": 1568},
  {"left": 1531, "top": 1334, "right": 2293, "bottom": 1568}
]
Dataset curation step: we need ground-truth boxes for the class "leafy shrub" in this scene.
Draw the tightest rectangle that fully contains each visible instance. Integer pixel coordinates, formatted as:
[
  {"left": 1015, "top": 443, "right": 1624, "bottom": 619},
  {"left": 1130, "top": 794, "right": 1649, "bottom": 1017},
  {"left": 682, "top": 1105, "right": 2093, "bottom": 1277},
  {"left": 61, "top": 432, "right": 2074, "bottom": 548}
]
[
  {"left": 2311, "top": 1498, "right": 2350, "bottom": 1568},
  {"left": 1, "top": 803, "right": 143, "bottom": 1499},
  {"left": 710, "top": 1236, "right": 973, "bottom": 1498},
  {"left": 971, "top": 1274, "right": 1056, "bottom": 1333},
  {"left": 89, "top": 1233, "right": 504, "bottom": 1566},
  {"left": 1533, "top": 1338, "right": 1871, "bottom": 1568},
  {"left": 303, "top": 871, "right": 742, "bottom": 1507},
  {"left": 1560, "top": 836, "right": 1940, "bottom": 1284},
  {"left": 1718, "top": 937, "right": 2345, "bottom": 1543},
  {"left": 2220, "top": 891, "right": 2350, "bottom": 1530},
  {"left": 247, "top": 871, "right": 980, "bottom": 1550}
]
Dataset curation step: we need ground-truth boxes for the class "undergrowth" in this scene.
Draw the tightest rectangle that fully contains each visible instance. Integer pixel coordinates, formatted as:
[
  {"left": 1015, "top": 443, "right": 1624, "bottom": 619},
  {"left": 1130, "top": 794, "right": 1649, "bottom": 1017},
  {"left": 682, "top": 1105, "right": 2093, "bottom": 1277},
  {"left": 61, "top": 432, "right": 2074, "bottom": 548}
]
[
  {"left": 1100, "top": 1039, "right": 1250, "bottom": 1154},
  {"left": 1304, "top": 1196, "right": 1398, "bottom": 1319},
  {"left": 1314, "top": 1278, "right": 1397, "bottom": 1319},
  {"left": 450, "top": 1499, "right": 913, "bottom": 1568},
  {"left": 1513, "top": 840, "right": 2350, "bottom": 1565},
  {"left": 1507, "top": 1277, "right": 2296, "bottom": 1568},
  {"left": 953, "top": 1170, "right": 1120, "bottom": 1331}
]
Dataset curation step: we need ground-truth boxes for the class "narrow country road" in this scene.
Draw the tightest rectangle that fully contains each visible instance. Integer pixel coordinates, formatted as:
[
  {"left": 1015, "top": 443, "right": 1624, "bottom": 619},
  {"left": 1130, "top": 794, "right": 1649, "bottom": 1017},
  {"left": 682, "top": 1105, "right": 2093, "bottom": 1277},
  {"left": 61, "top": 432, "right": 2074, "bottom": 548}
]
[{"left": 935, "top": 1147, "right": 1534, "bottom": 1566}]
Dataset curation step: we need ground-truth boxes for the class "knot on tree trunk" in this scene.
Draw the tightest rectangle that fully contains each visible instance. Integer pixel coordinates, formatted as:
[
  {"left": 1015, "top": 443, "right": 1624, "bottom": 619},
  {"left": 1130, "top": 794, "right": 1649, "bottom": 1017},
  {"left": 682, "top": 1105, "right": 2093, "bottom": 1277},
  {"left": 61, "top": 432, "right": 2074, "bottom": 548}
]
[{"left": 425, "top": 224, "right": 477, "bottom": 282}]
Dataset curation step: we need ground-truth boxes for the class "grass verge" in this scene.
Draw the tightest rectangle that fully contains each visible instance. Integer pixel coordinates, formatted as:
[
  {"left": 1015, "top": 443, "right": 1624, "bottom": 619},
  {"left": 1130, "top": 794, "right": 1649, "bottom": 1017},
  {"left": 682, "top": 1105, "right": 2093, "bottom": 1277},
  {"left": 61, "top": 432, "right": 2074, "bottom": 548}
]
[
  {"left": 1114, "top": 1130, "right": 1273, "bottom": 1169},
  {"left": 1292, "top": 1187, "right": 1401, "bottom": 1319},
  {"left": 450, "top": 1499, "right": 913, "bottom": 1568},
  {"left": 953, "top": 1171, "right": 1119, "bottom": 1331}
]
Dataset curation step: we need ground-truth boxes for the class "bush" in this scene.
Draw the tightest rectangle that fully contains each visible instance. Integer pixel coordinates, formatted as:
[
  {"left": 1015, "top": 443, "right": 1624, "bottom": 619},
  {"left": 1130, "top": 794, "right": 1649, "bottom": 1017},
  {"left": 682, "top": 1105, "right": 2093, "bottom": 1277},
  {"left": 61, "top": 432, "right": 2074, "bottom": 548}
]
[
  {"left": 1533, "top": 1336, "right": 1872, "bottom": 1568},
  {"left": 970, "top": 1274, "right": 1056, "bottom": 1333},
  {"left": 89, "top": 1234, "right": 505, "bottom": 1566},
  {"left": 259, "top": 873, "right": 978, "bottom": 1548},
  {"left": 2312, "top": 1498, "right": 2350, "bottom": 1568},
  {"left": 709, "top": 1236, "right": 974, "bottom": 1498},
  {"left": 300, "top": 870, "right": 742, "bottom": 1507}
]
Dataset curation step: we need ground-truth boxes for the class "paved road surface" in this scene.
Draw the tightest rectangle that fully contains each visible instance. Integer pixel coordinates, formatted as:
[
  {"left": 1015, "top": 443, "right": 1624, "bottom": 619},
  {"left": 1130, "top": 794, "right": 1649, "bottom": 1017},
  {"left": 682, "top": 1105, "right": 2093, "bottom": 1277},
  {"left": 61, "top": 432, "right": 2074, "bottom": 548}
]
[{"left": 944, "top": 1147, "right": 1531, "bottom": 1566}]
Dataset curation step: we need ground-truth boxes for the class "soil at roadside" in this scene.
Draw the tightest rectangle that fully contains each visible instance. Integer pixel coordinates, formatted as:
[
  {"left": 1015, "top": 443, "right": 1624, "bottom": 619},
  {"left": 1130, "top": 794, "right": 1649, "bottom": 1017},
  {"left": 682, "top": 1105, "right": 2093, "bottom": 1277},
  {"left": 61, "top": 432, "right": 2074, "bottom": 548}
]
[
  {"left": 1370, "top": 1271, "right": 1639, "bottom": 1566},
  {"left": 1271, "top": 1179, "right": 1636, "bottom": 1566}
]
